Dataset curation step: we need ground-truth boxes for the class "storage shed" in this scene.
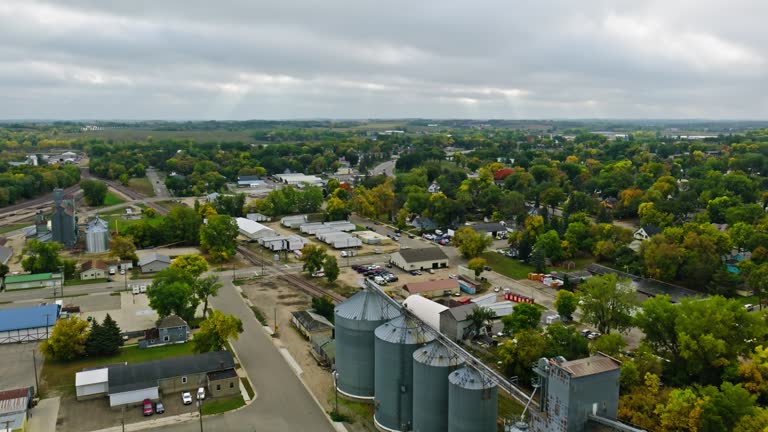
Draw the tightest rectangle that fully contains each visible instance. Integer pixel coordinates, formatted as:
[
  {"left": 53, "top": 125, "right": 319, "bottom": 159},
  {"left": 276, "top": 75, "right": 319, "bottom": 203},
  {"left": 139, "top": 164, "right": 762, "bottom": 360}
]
[
  {"left": 390, "top": 247, "right": 449, "bottom": 271},
  {"left": 75, "top": 367, "right": 109, "bottom": 400}
]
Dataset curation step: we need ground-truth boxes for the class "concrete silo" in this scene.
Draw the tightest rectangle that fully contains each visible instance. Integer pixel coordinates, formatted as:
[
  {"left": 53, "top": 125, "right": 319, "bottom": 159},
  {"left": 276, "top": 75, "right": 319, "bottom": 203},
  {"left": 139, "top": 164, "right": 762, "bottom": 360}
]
[
  {"left": 448, "top": 366, "right": 498, "bottom": 432},
  {"left": 374, "top": 315, "right": 436, "bottom": 432},
  {"left": 334, "top": 289, "right": 400, "bottom": 399},
  {"left": 412, "top": 341, "right": 463, "bottom": 432}
]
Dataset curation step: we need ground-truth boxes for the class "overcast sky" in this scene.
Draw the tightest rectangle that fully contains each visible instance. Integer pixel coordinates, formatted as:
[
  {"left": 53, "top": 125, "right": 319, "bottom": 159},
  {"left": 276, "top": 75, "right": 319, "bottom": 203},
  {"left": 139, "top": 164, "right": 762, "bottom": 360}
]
[{"left": 1, "top": 0, "right": 767, "bottom": 120}]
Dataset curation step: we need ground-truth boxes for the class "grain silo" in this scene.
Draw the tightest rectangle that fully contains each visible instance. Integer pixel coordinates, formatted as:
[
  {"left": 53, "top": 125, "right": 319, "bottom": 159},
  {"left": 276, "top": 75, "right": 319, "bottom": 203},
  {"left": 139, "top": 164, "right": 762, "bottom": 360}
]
[
  {"left": 85, "top": 216, "right": 110, "bottom": 253},
  {"left": 334, "top": 289, "right": 400, "bottom": 399},
  {"left": 412, "top": 341, "right": 463, "bottom": 432},
  {"left": 374, "top": 315, "right": 436, "bottom": 432},
  {"left": 448, "top": 366, "right": 498, "bottom": 432}
]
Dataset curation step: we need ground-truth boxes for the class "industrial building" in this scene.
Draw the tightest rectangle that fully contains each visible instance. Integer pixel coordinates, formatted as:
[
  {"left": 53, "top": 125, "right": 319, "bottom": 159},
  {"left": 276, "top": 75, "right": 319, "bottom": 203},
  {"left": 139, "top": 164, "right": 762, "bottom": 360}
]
[
  {"left": 0, "top": 304, "right": 60, "bottom": 344},
  {"left": 281, "top": 214, "right": 308, "bottom": 229},
  {"left": 85, "top": 216, "right": 110, "bottom": 253},
  {"left": 237, "top": 175, "right": 266, "bottom": 188},
  {"left": 334, "top": 289, "right": 400, "bottom": 400},
  {"left": 274, "top": 173, "right": 324, "bottom": 187},
  {"left": 353, "top": 230, "right": 391, "bottom": 245},
  {"left": 258, "top": 234, "right": 309, "bottom": 252},
  {"left": 389, "top": 247, "right": 449, "bottom": 271},
  {"left": 235, "top": 217, "right": 275, "bottom": 240},
  {"left": 401, "top": 279, "right": 460, "bottom": 299},
  {"left": 402, "top": 295, "right": 448, "bottom": 330},
  {"left": 439, "top": 303, "right": 478, "bottom": 341},
  {"left": 246, "top": 212, "right": 270, "bottom": 222},
  {"left": 75, "top": 351, "right": 238, "bottom": 406},
  {"left": 3, "top": 272, "right": 61, "bottom": 291},
  {"left": 290, "top": 310, "right": 334, "bottom": 340},
  {"left": 137, "top": 253, "right": 171, "bottom": 273},
  {"left": 51, "top": 188, "right": 78, "bottom": 248}
]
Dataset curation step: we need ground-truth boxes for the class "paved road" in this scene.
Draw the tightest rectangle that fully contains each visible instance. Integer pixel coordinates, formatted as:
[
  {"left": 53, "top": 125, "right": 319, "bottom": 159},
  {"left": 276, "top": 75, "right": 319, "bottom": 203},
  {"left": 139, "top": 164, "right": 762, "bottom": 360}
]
[
  {"left": 143, "top": 277, "right": 337, "bottom": 432},
  {"left": 371, "top": 159, "right": 396, "bottom": 177},
  {"left": 146, "top": 168, "right": 170, "bottom": 198}
]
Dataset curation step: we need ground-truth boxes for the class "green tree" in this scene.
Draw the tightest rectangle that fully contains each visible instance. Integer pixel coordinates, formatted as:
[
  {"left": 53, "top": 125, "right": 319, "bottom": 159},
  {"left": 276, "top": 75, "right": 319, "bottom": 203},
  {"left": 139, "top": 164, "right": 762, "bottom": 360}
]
[
  {"left": 22, "top": 239, "right": 64, "bottom": 274},
  {"left": 193, "top": 275, "right": 221, "bottom": 319},
  {"left": 80, "top": 179, "right": 108, "bottom": 206},
  {"left": 108, "top": 235, "right": 138, "bottom": 263},
  {"left": 498, "top": 329, "right": 546, "bottom": 382},
  {"left": 297, "top": 185, "right": 324, "bottom": 213},
  {"left": 578, "top": 274, "right": 636, "bottom": 334},
  {"left": 147, "top": 268, "right": 199, "bottom": 322},
  {"left": 698, "top": 383, "right": 756, "bottom": 432},
  {"left": 734, "top": 407, "right": 768, "bottom": 432},
  {"left": 170, "top": 254, "right": 209, "bottom": 279},
  {"left": 466, "top": 306, "right": 495, "bottom": 337},
  {"left": 200, "top": 214, "right": 238, "bottom": 263},
  {"left": 534, "top": 230, "right": 565, "bottom": 263},
  {"left": 590, "top": 333, "right": 627, "bottom": 357},
  {"left": 324, "top": 255, "right": 339, "bottom": 283},
  {"left": 544, "top": 322, "right": 589, "bottom": 360},
  {"left": 655, "top": 388, "right": 705, "bottom": 432},
  {"left": 300, "top": 244, "right": 327, "bottom": 275},
  {"left": 467, "top": 257, "right": 487, "bottom": 278},
  {"left": 554, "top": 290, "right": 578, "bottom": 321},
  {"left": 86, "top": 314, "right": 123, "bottom": 357},
  {"left": 84, "top": 320, "right": 104, "bottom": 357},
  {"left": 325, "top": 196, "right": 350, "bottom": 221},
  {"left": 162, "top": 206, "right": 202, "bottom": 246},
  {"left": 41, "top": 317, "right": 90, "bottom": 361},
  {"left": 502, "top": 303, "right": 542, "bottom": 334},
  {"left": 311, "top": 296, "right": 335, "bottom": 323},
  {"left": 192, "top": 310, "right": 244, "bottom": 353},
  {"left": 451, "top": 227, "right": 493, "bottom": 259},
  {"left": 531, "top": 246, "right": 546, "bottom": 273}
]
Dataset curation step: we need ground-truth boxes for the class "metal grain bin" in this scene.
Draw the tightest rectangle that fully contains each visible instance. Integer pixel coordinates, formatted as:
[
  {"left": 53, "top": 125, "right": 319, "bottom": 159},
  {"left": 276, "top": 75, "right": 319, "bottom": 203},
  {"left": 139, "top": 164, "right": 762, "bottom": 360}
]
[
  {"left": 334, "top": 289, "right": 400, "bottom": 399},
  {"left": 448, "top": 366, "right": 498, "bottom": 432},
  {"left": 412, "top": 341, "right": 463, "bottom": 432},
  {"left": 374, "top": 315, "right": 437, "bottom": 431}
]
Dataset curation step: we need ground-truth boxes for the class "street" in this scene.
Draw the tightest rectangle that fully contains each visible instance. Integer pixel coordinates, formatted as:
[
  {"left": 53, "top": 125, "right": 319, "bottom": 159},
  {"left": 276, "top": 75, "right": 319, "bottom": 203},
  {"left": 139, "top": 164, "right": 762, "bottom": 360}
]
[
  {"left": 145, "top": 168, "right": 171, "bottom": 198},
  {"left": 371, "top": 159, "right": 396, "bottom": 177}
]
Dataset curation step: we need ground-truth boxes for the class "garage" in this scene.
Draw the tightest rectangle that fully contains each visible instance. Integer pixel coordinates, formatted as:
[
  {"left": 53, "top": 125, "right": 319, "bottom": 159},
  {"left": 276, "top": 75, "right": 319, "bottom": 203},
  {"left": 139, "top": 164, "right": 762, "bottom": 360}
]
[
  {"left": 75, "top": 368, "right": 109, "bottom": 400},
  {"left": 109, "top": 387, "right": 159, "bottom": 407}
]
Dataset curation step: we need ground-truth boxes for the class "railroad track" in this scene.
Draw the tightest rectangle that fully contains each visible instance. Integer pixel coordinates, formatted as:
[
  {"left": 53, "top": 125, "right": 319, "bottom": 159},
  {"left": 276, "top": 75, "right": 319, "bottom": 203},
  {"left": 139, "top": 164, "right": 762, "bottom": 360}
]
[{"left": 236, "top": 245, "right": 346, "bottom": 303}]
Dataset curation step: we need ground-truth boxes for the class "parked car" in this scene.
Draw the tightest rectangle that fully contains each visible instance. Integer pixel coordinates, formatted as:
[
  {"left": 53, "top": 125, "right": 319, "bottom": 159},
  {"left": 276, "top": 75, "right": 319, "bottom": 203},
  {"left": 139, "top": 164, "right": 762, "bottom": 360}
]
[
  {"left": 385, "top": 263, "right": 393, "bottom": 268},
  {"left": 120, "top": 269, "right": 125, "bottom": 275},
  {"left": 197, "top": 387, "right": 206, "bottom": 400},
  {"left": 428, "top": 269, "right": 435, "bottom": 274},
  {"left": 745, "top": 304, "right": 755, "bottom": 312},
  {"left": 182, "top": 391, "right": 192, "bottom": 405},
  {"left": 448, "top": 274, "right": 458, "bottom": 279},
  {"left": 408, "top": 234, "right": 415, "bottom": 239},
  {"left": 312, "top": 270, "right": 325, "bottom": 278},
  {"left": 132, "top": 285, "right": 140, "bottom": 295},
  {"left": 143, "top": 399, "right": 153, "bottom": 416},
  {"left": 435, "top": 229, "right": 443, "bottom": 235},
  {"left": 587, "top": 332, "right": 602, "bottom": 340},
  {"left": 155, "top": 401, "right": 165, "bottom": 414}
]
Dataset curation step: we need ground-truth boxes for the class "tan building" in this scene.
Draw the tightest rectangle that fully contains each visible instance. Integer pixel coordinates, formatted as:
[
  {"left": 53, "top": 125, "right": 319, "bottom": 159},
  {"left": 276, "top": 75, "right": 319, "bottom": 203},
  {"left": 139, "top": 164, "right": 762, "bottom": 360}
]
[
  {"left": 79, "top": 260, "right": 109, "bottom": 280},
  {"left": 401, "top": 279, "right": 460, "bottom": 299}
]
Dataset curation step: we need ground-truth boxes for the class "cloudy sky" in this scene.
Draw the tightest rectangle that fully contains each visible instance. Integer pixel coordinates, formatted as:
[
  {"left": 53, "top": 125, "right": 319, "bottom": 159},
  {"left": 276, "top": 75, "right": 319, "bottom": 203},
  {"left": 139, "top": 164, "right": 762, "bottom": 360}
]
[{"left": 1, "top": 0, "right": 767, "bottom": 119}]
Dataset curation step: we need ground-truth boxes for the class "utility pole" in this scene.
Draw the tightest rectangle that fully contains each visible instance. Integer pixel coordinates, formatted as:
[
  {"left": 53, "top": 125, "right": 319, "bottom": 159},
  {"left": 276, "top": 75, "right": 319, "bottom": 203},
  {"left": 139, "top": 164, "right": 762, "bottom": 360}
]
[
  {"left": 333, "top": 371, "right": 339, "bottom": 416},
  {"left": 58, "top": 265, "right": 64, "bottom": 297},
  {"left": 121, "top": 406, "right": 125, "bottom": 432},
  {"left": 197, "top": 399, "right": 204, "bottom": 432},
  {"left": 44, "top": 314, "right": 50, "bottom": 339},
  {"left": 274, "top": 308, "right": 278, "bottom": 333},
  {"left": 32, "top": 350, "right": 39, "bottom": 396}
]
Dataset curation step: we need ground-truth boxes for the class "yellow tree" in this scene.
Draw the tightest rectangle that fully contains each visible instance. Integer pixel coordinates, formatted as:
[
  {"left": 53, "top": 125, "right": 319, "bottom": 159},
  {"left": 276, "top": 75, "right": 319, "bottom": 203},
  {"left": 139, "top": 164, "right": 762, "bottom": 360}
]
[{"left": 170, "top": 254, "right": 209, "bottom": 278}]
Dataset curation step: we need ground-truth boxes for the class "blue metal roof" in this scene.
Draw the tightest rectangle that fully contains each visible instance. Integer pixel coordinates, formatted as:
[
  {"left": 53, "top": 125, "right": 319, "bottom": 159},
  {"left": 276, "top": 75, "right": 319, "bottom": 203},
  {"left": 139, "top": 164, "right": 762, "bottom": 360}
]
[{"left": 0, "top": 304, "right": 60, "bottom": 332}]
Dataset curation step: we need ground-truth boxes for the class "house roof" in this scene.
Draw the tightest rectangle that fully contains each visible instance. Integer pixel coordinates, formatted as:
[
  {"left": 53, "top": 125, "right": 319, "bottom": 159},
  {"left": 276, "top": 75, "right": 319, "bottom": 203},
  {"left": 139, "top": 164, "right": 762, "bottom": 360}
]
[
  {"left": 640, "top": 225, "right": 662, "bottom": 236},
  {"left": 137, "top": 253, "right": 171, "bottom": 267},
  {"left": 237, "top": 175, "right": 262, "bottom": 182},
  {"left": 4, "top": 272, "right": 56, "bottom": 284},
  {"left": 81, "top": 260, "right": 108, "bottom": 272},
  {"left": 468, "top": 222, "right": 506, "bottom": 233},
  {"left": 158, "top": 315, "right": 188, "bottom": 329},
  {"left": 439, "top": 303, "right": 478, "bottom": 322},
  {"left": 207, "top": 369, "right": 238, "bottom": 381},
  {"left": 291, "top": 310, "right": 334, "bottom": 333},
  {"left": 0, "top": 246, "right": 12, "bottom": 264},
  {"left": 560, "top": 354, "right": 621, "bottom": 378},
  {"left": 0, "top": 387, "right": 31, "bottom": 415},
  {"left": 394, "top": 247, "right": 448, "bottom": 263},
  {"left": 410, "top": 216, "right": 437, "bottom": 230},
  {"left": 0, "top": 304, "right": 59, "bottom": 332},
  {"left": 403, "top": 279, "right": 459, "bottom": 294},
  {"left": 108, "top": 351, "right": 234, "bottom": 394}
]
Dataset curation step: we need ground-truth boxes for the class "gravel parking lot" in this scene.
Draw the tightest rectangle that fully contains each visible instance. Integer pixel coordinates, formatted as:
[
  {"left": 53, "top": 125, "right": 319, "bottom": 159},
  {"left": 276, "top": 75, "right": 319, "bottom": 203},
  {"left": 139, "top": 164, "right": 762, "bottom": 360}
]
[{"left": 0, "top": 343, "right": 42, "bottom": 392}]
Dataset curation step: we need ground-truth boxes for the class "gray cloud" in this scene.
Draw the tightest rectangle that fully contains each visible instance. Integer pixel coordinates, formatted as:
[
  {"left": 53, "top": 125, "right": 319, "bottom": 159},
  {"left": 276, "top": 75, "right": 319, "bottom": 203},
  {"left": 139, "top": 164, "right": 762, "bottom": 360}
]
[{"left": 0, "top": 0, "right": 766, "bottom": 119}]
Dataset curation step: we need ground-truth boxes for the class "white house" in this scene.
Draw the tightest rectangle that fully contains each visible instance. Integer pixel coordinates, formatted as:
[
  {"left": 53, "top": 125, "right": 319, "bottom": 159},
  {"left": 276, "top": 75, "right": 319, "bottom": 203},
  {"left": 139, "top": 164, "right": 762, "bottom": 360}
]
[{"left": 633, "top": 225, "right": 662, "bottom": 241}]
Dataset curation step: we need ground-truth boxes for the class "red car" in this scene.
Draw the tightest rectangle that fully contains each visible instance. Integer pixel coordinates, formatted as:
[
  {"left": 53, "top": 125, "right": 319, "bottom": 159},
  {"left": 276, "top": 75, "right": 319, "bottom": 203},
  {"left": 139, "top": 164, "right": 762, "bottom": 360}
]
[{"left": 142, "top": 399, "right": 153, "bottom": 416}]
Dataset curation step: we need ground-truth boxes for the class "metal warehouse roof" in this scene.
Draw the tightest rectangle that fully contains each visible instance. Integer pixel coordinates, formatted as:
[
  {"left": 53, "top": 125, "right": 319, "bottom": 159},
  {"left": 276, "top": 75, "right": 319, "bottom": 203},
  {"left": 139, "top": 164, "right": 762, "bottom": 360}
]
[
  {"left": 235, "top": 217, "right": 273, "bottom": 235},
  {"left": 560, "top": 354, "right": 621, "bottom": 378},
  {"left": 137, "top": 253, "right": 171, "bottom": 266},
  {"left": 108, "top": 351, "right": 234, "bottom": 394},
  {"left": 395, "top": 247, "right": 448, "bottom": 263},
  {"left": 0, "top": 387, "right": 31, "bottom": 415},
  {"left": 75, "top": 368, "right": 109, "bottom": 386},
  {"left": 403, "top": 295, "right": 448, "bottom": 330},
  {"left": 0, "top": 304, "right": 60, "bottom": 332},
  {"left": 4, "top": 272, "right": 56, "bottom": 284}
]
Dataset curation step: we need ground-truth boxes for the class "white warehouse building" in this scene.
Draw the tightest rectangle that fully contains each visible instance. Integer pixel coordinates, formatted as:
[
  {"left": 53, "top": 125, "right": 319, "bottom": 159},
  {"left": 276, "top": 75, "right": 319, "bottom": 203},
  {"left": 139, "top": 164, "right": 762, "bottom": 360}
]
[{"left": 236, "top": 218, "right": 275, "bottom": 240}]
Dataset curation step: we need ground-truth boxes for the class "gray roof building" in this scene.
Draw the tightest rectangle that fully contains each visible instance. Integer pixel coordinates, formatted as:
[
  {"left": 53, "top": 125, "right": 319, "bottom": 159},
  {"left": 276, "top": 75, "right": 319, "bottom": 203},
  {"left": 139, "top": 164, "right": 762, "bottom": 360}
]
[
  {"left": 396, "top": 247, "right": 449, "bottom": 263},
  {"left": 0, "top": 246, "right": 12, "bottom": 265},
  {"left": 108, "top": 351, "right": 234, "bottom": 394}
]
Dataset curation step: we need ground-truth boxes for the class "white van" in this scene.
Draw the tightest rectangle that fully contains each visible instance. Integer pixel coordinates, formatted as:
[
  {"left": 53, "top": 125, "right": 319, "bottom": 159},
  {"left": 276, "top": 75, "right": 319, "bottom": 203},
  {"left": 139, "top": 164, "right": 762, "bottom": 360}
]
[
  {"left": 139, "top": 285, "right": 147, "bottom": 293},
  {"left": 132, "top": 285, "right": 140, "bottom": 295}
]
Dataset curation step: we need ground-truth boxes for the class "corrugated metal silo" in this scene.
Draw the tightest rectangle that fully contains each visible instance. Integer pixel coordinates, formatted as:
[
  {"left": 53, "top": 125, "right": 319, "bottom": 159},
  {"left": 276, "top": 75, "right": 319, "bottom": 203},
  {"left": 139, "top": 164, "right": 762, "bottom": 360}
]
[
  {"left": 374, "top": 315, "right": 436, "bottom": 432},
  {"left": 334, "top": 289, "right": 400, "bottom": 399},
  {"left": 412, "top": 341, "right": 463, "bottom": 432},
  {"left": 448, "top": 366, "right": 498, "bottom": 432},
  {"left": 85, "top": 217, "right": 110, "bottom": 253}
]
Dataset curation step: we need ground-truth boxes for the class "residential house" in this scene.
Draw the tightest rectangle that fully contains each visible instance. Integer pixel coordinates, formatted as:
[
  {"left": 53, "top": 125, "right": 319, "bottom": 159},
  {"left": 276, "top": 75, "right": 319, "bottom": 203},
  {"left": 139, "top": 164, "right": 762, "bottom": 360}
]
[
  {"left": 290, "top": 310, "right": 334, "bottom": 340},
  {"left": 390, "top": 247, "right": 449, "bottom": 271},
  {"left": 0, "top": 387, "right": 33, "bottom": 431},
  {"left": 409, "top": 216, "right": 437, "bottom": 232},
  {"left": 137, "top": 253, "right": 171, "bottom": 273},
  {"left": 468, "top": 222, "right": 508, "bottom": 239},
  {"left": 427, "top": 182, "right": 441, "bottom": 194},
  {"left": 633, "top": 225, "right": 662, "bottom": 241},
  {"left": 401, "top": 279, "right": 459, "bottom": 299},
  {"left": 75, "top": 351, "right": 239, "bottom": 407},
  {"left": 139, "top": 315, "right": 190, "bottom": 349},
  {"left": 80, "top": 260, "right": 109, "bottom": 280}
]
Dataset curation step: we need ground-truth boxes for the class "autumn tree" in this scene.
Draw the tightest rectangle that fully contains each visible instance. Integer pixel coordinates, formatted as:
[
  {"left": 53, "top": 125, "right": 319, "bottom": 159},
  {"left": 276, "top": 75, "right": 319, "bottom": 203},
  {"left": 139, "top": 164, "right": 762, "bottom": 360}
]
[
  {"left": 109, "top": 235, "right": 138, "bottom": 263},
  {"left": 554, "top": 290, "right": 578, "bottom": 321},
  {"left": 577, "top": 274, "right": 636, "bottom": 334},
  {"left": 170, "top": 254, "right": 209, "bottom": 279},
  {"left": 325, "top": 196, "right": 350, "bottom": 221},
  {"left": 41, "top": 317, "right": 90, "bottom": 361},
  {"left": 192, "top": 311, "right": 244, "bottom": 353},
  {"left": 193, "top": 275, "right": 221, "bottom": 319},
  {"left": 452, "top": 227, "right": 493, "bottom": 259},
  {"left": 467, "top": 257, "right": 487, "bottom": 278}
]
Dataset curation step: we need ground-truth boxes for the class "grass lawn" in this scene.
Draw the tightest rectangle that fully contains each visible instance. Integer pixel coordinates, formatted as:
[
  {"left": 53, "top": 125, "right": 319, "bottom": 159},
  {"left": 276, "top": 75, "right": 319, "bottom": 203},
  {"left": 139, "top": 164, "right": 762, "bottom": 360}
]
[
  {"left": 482, "top": 252, "right": 535, "bottom": 280},
  {"left": 0, "top": 223, "right": 30, "bottom": 235},
  {"left": 41, "top": 343, "right": 194, "bottom": 397},
  {"left": 201, "top": 395, "right": 245, "bottom": 415},
  {"left": 127, "top": 177, "right": 156, "bottom": 197},
  {"left": 102, "top": 192, "right": 125, "bottom": 206}
]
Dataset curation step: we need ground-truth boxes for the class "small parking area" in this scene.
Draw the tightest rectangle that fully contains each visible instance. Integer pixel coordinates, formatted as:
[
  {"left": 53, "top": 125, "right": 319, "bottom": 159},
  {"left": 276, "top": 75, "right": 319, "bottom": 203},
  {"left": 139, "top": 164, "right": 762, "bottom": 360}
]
[{"left": 0, "top": 343, "right": 41, "bottom": 392}]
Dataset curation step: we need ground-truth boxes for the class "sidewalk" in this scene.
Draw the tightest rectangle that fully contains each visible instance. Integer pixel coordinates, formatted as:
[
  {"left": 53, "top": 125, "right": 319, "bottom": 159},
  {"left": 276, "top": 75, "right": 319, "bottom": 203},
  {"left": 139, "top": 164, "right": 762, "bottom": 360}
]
[
  {"left": 28, "top": 397, "right": 59, "bottom": 432},
  {"left": 89, "top": 412, "right": 199, "bottom": 432}
]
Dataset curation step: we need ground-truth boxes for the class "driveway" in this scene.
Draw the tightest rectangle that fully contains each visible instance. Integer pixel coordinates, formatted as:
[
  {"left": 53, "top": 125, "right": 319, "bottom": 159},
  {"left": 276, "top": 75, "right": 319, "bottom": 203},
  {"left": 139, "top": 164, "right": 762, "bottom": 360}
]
[{"left": 143, "top": 277, "right": 336, "bottom": 432}]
